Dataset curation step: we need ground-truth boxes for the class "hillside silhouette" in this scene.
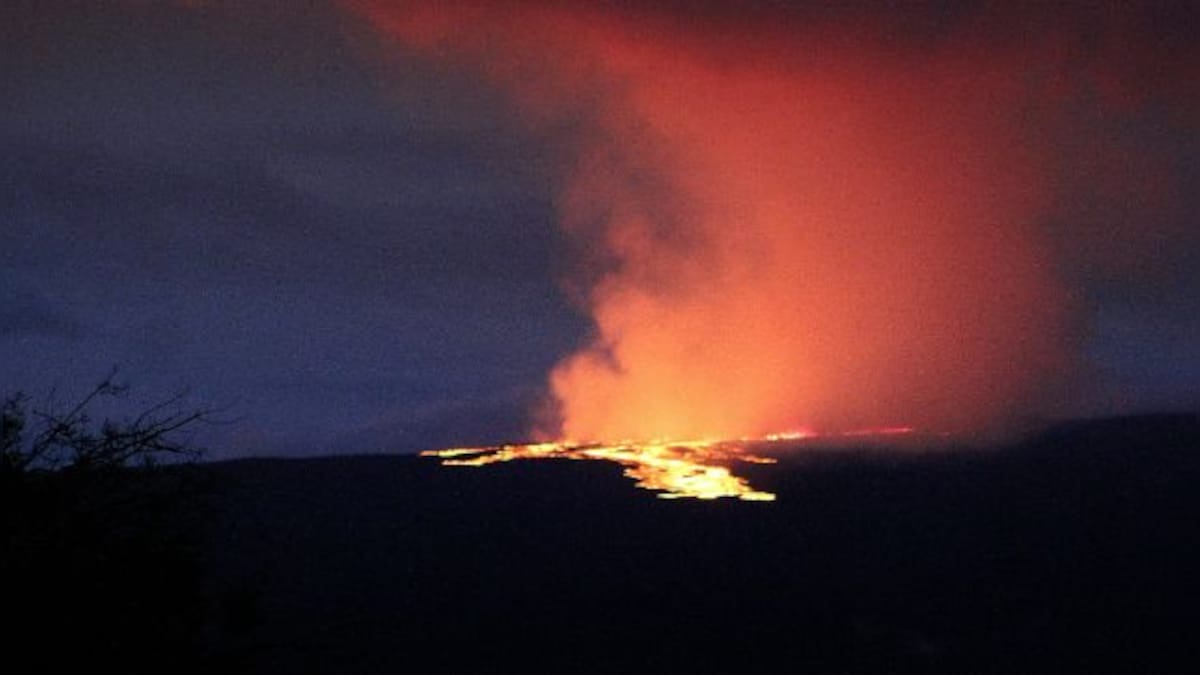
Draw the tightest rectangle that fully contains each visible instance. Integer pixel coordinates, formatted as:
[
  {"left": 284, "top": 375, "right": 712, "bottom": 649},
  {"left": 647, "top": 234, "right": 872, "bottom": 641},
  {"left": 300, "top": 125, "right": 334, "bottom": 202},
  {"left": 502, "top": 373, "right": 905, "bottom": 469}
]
[{"left": 195, "top": 413, "right": 1200, "bottom": 673}]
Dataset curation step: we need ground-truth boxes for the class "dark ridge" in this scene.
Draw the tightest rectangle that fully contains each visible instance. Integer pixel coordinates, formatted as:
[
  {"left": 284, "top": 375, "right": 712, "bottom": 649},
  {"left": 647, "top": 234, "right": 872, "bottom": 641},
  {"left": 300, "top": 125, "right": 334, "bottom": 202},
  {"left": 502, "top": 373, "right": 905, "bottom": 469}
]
[
  {"left": 15, "top": 414, "right": 1196, "bottom": 674},
  {"left": 185, "top": 414, "right": 1200, "bottom": 673}
]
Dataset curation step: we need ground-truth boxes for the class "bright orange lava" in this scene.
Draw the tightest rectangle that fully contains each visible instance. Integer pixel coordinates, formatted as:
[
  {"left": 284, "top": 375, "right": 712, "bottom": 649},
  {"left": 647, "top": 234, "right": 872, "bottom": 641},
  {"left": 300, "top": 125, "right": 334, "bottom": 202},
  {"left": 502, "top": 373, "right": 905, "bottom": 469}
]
[
  {"left": 423, "top": 438, "right": 779, "bottom": 501},
  {"left": 421, "top": 427, "right": 917, "bottom": 502}
]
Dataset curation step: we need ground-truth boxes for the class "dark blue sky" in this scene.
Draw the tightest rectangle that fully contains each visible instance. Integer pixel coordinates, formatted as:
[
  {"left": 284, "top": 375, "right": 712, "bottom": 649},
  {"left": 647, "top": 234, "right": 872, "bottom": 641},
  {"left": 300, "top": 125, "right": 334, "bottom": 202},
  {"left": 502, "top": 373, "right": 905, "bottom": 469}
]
[
  {"left": 0, "top": 1, "right": 591, "bottom": 457},
  {"left": 1, "top": 1, "right": 1196, "bottom": 457}
]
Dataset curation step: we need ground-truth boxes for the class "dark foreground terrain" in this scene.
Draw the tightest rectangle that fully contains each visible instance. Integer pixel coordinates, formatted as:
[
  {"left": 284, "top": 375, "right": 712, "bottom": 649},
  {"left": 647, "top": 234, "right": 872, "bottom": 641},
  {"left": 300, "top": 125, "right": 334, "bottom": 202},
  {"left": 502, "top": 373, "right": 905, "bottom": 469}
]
[
  {"left": 191, "top": 414, "right": 1200, "bottom": 673},
  {"left": 7, "top": 415, "right": 1198, "bottom": 673}
]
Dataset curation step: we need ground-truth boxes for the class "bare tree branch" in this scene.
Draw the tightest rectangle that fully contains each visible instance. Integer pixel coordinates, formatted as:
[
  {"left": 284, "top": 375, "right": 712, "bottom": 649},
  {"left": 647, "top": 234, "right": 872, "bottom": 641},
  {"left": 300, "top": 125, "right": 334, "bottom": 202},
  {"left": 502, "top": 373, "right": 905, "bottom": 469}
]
[{"left": 3, "top": 374, "right": 211, "bottom": 474}]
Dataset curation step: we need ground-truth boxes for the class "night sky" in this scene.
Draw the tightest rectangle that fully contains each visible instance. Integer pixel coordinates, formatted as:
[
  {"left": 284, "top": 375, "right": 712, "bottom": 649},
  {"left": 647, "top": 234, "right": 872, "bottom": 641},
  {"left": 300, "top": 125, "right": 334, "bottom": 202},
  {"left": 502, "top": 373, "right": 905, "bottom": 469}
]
[{"left": 2, "top": 1, "right": 1197, "bottom": 458}]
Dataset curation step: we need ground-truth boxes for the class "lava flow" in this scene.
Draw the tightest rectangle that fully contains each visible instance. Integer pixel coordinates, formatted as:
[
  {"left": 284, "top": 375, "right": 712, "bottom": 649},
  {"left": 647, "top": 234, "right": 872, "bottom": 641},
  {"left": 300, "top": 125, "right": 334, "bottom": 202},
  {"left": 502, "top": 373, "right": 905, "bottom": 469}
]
[
  {"left": 423, "top": 438, "right": 781, "bottom": 501},
  {"left": 422, "top": 428, "right": 921, "bottom": 501}
]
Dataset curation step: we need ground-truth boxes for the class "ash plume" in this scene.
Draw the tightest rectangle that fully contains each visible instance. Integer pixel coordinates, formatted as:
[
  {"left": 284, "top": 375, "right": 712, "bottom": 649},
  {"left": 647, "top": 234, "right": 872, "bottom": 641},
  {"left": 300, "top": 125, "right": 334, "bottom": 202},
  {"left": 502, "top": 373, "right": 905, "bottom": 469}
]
[{"left": 349, "top": 1, "right": 1198, "bottom": 441}]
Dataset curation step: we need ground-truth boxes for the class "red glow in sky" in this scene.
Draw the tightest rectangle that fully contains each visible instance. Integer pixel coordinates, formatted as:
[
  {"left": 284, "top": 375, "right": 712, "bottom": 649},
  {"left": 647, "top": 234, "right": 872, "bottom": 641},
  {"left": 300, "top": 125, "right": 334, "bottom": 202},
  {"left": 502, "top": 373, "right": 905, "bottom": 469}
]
[{"left": 351, "top": 1, "right": 1196, "bottom": 442}]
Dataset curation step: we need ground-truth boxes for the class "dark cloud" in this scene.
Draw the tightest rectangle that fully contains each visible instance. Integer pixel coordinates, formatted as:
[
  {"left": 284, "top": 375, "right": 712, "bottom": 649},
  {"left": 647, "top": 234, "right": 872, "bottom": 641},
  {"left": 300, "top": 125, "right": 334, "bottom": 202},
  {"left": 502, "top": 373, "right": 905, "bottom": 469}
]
[
  {"left": 0, "top": 0, "right": 586, "bottom": 456},
  {"left": 0, "top": 0, "right": 1194, "bottom": 456}
]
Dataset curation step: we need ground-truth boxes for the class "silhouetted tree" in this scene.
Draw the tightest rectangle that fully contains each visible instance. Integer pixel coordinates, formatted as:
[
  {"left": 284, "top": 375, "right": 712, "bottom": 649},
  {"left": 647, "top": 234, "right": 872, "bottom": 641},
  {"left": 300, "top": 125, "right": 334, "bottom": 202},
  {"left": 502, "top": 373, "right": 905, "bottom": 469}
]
[
  {"left": 1, "top": 376, "right": 205, "bottom": 474},
  {"left": 1, "top": 375, "right": 213, "bottom": 674}
]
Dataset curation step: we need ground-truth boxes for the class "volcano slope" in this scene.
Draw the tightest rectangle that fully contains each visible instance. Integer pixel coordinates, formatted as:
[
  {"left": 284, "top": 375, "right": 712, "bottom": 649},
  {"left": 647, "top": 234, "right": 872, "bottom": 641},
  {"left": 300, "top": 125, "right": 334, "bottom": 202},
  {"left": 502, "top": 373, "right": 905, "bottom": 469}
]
[{"left": 198, "top": 414, "right": 1200, "bottom": 673}]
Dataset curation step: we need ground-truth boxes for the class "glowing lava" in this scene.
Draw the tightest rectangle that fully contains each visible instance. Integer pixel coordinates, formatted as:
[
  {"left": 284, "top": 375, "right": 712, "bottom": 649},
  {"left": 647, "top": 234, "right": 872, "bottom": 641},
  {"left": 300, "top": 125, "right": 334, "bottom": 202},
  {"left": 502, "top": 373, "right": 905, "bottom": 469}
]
[
  {"left": 423, "top": 428, "right": 930, "bottom": 501},
  {"left": 423, "top": 438, "right": 779, "bottom": 501}
]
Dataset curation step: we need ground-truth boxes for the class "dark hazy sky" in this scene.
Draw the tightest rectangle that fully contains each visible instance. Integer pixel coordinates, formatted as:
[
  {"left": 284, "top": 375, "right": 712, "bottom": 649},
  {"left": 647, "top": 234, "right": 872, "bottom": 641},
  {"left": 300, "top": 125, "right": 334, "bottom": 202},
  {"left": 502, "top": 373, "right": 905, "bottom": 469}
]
[{"left": 1, "top": 1, "right": 1196, "bottom": 457}]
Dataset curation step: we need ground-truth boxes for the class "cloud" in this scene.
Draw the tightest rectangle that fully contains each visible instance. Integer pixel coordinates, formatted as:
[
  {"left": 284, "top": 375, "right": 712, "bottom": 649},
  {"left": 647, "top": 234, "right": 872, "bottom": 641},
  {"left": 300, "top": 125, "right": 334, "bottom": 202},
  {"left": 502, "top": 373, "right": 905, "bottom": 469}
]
[
  {"left": 0, "top": 0, "right": 583, "bottom": 455},
  {"left": 351, "top": 0, "right": 1199, "bottom": 440}
]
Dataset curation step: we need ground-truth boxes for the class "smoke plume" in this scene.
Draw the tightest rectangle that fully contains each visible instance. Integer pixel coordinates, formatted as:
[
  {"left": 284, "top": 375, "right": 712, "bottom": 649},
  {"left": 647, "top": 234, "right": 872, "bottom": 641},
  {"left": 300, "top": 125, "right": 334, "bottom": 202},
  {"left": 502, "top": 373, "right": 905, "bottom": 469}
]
[{"left": 349, "top": 1, "right": 1197, "bottom": 441}]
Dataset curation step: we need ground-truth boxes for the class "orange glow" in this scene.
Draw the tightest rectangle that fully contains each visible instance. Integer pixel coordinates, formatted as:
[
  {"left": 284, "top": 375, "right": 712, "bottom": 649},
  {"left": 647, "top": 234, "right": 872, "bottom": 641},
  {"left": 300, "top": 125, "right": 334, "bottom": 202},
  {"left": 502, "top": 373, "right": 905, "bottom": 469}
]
[
  {"left": 422, "top": 427, "right": 920, "bottom": 501},
  {"left": 351, "top": 1, "right": 1075, "bottom": 442},
  {"left": 352, "top": 2, "right": 1191, "bottom": 447},
  {"left": 424, "top": 438, "right": 777, "bottom": 501}
]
